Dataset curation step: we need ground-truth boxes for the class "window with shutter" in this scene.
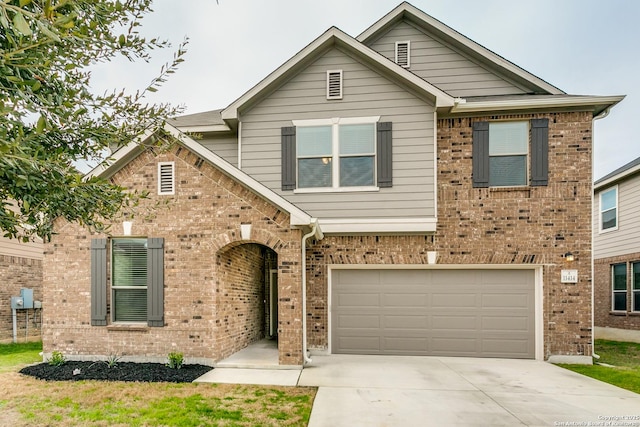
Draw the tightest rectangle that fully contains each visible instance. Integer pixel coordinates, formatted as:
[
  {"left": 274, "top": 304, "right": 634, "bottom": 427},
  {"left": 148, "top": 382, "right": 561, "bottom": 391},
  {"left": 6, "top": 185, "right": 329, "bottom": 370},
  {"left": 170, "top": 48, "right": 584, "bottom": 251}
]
[
  {"left": 395, "top": 41, "right": 410, "bottom": 68},
  {"left": 472, "top": 119, "right": 549, "bottom": 188},
  {"left": 158, "top": 162, "right": 175, "bottom": 195},
  {"left": 326, "top": 70, "right": 343, "bottom": 100}
]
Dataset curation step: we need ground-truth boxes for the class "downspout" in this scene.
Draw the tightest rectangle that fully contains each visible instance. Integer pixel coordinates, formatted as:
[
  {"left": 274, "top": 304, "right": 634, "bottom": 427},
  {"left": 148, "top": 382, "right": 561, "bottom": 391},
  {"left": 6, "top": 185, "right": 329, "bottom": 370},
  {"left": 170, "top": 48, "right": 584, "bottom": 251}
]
[
  {"left": 301, "top": 219, "right": 323, "bottom": 365},
  {"left": 591, "top": 107, "right": 611, "bottom": 361}
]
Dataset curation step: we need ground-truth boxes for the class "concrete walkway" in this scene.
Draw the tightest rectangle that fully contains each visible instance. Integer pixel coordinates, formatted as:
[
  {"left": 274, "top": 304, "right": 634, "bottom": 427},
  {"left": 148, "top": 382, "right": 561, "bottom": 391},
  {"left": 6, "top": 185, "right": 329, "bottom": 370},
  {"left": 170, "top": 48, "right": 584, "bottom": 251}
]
[
  {"left": 299, "top": 355, "right": 640, "bottom": 427},
  {"left": 194, "top": 344, "right": 640, "bottom": 426}
]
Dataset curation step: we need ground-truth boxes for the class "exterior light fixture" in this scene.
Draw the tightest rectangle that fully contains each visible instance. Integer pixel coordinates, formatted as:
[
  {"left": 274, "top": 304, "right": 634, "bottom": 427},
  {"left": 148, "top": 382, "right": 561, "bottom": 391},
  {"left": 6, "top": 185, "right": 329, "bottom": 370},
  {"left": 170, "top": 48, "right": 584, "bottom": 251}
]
[
  {"left": 564, "top": 252, "right": 575, "bottom": 262},
  {"left": 122, "top": 221, "right": 132, "bottom": 236}
]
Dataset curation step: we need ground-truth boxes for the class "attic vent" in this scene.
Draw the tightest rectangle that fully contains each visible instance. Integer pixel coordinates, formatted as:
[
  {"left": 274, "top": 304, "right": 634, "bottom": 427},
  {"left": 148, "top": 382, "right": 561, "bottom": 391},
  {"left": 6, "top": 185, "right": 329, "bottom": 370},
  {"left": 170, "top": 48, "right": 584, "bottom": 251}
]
[
  {"left": 158, "top": 162, "right": 175, "bottom": 195},
  {"left": 395, "top": 41, "right": 410, "bottom": 68},
  {"left": 326, "top": 70, "right": 343, "bottom": 100}
]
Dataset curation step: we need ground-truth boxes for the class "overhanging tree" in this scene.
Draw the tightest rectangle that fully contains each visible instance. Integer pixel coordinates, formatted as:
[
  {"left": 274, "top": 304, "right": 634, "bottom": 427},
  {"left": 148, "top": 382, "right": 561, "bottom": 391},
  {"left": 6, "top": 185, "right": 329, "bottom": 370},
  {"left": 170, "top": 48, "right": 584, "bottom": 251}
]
[{"left": 0, "top": 0, "right": 187, "bottom": 241}]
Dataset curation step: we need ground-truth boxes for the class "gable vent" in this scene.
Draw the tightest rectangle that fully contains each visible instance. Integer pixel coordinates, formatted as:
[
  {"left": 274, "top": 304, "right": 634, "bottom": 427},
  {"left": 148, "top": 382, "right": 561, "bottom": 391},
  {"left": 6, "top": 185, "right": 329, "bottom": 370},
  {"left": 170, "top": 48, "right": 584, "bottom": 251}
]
[
  {"left": 395, "top": 41, "right": 410, "bottom": 68},
  {"left": 157, "top": 162, "right": 175, "bottom": 195},
  {"left": 326, "top": 70, "right": 343, "bottom": 100}
]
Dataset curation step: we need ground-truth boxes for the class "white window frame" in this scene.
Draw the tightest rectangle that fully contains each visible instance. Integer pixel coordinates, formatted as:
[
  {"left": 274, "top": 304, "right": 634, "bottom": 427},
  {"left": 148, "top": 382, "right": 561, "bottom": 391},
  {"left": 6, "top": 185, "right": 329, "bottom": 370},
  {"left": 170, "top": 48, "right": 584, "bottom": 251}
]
[
  {"left": 157, "top": 162, "right": 175, "bottom": 196},
  {"left": 611, "top": 263, "right": 627, "bottom": 312},
  {"left": 395, "top": 40, "right": 410, "bottom": 68},
  {"left": 111, "top": 238, "right": 148, "bottom": 323},
  {"left": 326, "top": 70, "right": 343, "bottom": 100},
  {"left": 488, "top": 121, "right": 529, "bottom": 187},
  {"left": 293, "top": 116, "right": 380, "bottom": 193},
  {"left": 633, "top": 262, "right": 640, "bottom": 313},
  {"left": 599, "top": 186, "right": 618, "bottom": 233}
]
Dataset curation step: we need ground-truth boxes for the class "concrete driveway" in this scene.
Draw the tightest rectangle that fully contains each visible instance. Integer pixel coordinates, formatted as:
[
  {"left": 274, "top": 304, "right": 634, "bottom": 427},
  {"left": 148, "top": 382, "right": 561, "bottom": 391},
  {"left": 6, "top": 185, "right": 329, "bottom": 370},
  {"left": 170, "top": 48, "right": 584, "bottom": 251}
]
[{"left": 298, "top": 355, "right": 640, "bottom": 427}]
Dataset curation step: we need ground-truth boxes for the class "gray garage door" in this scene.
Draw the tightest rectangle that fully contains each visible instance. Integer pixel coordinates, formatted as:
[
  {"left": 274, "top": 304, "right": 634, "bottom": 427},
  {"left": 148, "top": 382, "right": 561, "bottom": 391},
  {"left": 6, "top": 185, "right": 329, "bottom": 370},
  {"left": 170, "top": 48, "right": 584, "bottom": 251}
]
[{"left": 332, "top": 269, "right": 535, "bottom": 358}]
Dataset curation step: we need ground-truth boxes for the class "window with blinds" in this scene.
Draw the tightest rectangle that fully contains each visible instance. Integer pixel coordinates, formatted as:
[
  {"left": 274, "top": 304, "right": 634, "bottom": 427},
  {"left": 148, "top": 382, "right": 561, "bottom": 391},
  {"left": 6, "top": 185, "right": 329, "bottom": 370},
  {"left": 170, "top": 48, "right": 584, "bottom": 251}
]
[{"left": 112, "top": 238, "right": 147, "bottom": 322}]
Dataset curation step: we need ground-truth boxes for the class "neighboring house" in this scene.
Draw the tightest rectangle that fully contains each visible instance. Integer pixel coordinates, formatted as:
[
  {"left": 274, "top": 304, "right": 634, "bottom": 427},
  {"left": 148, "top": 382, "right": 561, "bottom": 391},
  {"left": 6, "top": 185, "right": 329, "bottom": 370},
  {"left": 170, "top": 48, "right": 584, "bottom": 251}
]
[
  {"left": 0, "top": 202, "right": 43, "bottom": 342},
  {"left": 42, "top": 2, "right": 624, "bottom": 365},
  {"left": 594, "top": 156, "right": 640, "bottom": 343}
]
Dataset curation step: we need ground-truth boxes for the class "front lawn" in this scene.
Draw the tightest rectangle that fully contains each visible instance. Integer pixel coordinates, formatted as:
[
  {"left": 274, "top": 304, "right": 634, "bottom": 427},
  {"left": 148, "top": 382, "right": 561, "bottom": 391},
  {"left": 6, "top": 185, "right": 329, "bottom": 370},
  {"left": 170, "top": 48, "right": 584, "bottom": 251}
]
[
  {"left": 0, "top": 342, "right": 316, "bottom": 426},
  {"left": 560, "top": 339, "right": 640, "bottom": 394}
]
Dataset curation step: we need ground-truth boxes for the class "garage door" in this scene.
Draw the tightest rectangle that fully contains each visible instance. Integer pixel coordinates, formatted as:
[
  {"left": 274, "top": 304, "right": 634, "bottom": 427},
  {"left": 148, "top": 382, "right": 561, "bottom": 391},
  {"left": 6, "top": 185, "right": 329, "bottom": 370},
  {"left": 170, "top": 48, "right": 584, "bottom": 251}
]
[{"left": 331, "top": 269, "right": 535, "bottom": 358}]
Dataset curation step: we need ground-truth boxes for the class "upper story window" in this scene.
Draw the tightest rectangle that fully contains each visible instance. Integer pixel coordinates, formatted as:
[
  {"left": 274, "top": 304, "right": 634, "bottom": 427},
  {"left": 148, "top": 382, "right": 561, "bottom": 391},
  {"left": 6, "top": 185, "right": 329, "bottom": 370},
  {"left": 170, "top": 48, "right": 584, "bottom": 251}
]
[
  {"left": 472, "top": 119, "right": 548, "bottom": 188},
  {"left": 281, "top": 117, "right": 392, "bottom": 192},
  {"left": 296, "top": 121, "right": 375, "bottom": 189},
  {"left": 489, "top": 122, "right": 528, "bottom": 187},
  {"left": 600, "top": 186, "right": 618, "bottom": 232}
]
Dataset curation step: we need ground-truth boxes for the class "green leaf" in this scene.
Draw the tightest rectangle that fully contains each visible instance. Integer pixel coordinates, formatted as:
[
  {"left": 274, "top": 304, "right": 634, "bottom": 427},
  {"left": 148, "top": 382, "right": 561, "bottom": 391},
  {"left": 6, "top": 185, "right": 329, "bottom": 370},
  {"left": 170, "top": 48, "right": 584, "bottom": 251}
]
[
  {"left": 20, "top": 0, "right": 33, "bottom": 6},
  {"left": 36, "top": 115, "right": 46, "bottom": 133},
  {"left": 118, "top": 34, "right": 126, "bottom": 46},
  {"left": 13, "top": 12, "right": 32, "bottom": 36}
]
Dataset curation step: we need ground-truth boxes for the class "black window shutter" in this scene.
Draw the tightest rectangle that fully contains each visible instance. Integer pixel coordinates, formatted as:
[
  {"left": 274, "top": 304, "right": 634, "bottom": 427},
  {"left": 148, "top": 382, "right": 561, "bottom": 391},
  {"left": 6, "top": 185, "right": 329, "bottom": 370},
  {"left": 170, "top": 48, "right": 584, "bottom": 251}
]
[
  {"left": 147, "top": 237, "right": 165, "bottom": 327},
  {"left": 90, "top": 238, "right": 108, "bottom": 326},
  {"left": 281, "top": 126, "right": 296, "bottom": 190},
  {"left": 531, "top": 118, "right": 549, "bottom": 186},
  {"left": 472, "top": 121, "right": 490, "bottom": 188},
  {"left": 377, "top": 122, "right": 393, "bottom": 188}
]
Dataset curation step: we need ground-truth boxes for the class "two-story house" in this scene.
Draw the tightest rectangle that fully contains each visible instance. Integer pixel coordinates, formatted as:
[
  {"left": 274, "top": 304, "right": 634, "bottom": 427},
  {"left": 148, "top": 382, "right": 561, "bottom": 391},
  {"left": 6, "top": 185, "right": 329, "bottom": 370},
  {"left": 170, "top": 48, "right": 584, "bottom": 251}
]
[
  {"left": 594, "top": 156, "right": 640, "bottom": 343},
  {"left": 42, "top": 2, "right": 623, "bottom": 365}
]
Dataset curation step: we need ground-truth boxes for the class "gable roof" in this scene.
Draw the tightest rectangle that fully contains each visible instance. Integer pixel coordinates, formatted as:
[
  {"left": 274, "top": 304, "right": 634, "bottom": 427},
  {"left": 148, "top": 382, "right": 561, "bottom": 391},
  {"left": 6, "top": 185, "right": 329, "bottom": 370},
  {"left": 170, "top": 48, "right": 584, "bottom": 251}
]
[
  {"left": 221, "top": 26, "right": 455, "bottom": 123},
  {"left": 358, "top": 2, "right": 564, "bottom": 96},
  {"left": 594, "top": 155, "right": 640, "bottom": 190},
  {"left": 86, "top": 122, "right": 314, "bottom": 227}
]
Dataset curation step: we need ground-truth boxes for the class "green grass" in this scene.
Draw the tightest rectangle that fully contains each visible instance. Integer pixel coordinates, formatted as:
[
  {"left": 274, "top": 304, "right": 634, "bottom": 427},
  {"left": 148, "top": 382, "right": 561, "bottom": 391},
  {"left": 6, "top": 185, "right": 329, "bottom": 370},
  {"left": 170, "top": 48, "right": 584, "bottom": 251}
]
[
  {"left": 0, "top": 341, "right": 42, "bottom": 373},
  {"left": 0, "top": 341, "right": 316, "bottom": 426},
  {"left": 560, "top": 339, "right": 640, "bottom": 394}
]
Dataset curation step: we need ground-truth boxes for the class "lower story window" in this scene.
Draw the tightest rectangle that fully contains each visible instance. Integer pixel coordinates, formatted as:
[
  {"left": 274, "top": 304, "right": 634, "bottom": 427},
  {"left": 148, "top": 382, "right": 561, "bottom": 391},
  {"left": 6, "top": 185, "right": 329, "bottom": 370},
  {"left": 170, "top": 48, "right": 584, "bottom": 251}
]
[
  {"left": 612, "top": 263, "right": 627, "bottom": 311},
  {"left": 112, "top": 238, "right": 147, "bottom": 322},
  {"left": 633, "top": 262, "right": 640, "bottom": 312}
]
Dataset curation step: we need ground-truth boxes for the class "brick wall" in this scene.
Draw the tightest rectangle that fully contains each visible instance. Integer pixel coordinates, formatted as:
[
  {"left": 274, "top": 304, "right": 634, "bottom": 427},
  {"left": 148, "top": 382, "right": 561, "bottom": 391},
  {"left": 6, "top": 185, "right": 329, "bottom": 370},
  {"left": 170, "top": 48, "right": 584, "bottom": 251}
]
[
  {"left": 215, "top": 243, "right": 267, "bottom": 360},
  {"left": 307, "top": 112, "right": 594, "bottom": 358},
  {"left": 0, "top": 255, "right": 43, "bottom": 342},
  {"left": 594, "top": 252, "right": 640, "bottom": 330},
  {"left": 43, "top": 143, "right": 303, "bottom": 365}
]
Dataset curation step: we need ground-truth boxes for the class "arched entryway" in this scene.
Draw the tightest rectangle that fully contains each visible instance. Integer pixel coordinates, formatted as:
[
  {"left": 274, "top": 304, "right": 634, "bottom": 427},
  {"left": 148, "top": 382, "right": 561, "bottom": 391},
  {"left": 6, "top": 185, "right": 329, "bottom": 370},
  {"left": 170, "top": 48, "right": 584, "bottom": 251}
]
[{"left": 215, "top": 242, "right": 278, "bottom": 361}]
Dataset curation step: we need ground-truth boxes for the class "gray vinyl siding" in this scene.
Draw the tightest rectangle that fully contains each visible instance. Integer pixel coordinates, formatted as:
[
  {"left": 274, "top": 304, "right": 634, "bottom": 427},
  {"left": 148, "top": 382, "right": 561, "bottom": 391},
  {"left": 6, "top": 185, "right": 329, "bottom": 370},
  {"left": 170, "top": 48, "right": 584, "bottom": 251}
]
[
  {"left": 198, "top": 134, "right": 238, "bottom": 167},
  {"left": 594, "top": 177, "right": 640, "bottom": 259},
  {"left": 240, "top": 47, "right": 435, "bottom": 220},
  {"left": 367, "top": 21, "right": 528, "bottom": 97}
]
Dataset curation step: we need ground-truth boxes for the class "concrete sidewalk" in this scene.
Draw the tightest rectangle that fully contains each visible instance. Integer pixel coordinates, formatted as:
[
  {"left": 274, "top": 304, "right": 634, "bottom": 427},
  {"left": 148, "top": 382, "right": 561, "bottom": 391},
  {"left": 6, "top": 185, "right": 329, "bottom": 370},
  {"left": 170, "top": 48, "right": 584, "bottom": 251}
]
[{"left": 298, "top": 355, "right": 640, "bottom": 427}]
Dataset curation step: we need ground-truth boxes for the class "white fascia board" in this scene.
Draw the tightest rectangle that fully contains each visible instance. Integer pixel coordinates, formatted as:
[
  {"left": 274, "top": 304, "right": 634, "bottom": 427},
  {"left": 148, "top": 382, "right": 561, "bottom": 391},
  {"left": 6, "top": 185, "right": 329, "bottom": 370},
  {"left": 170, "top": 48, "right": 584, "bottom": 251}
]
[
  {"left": 84, "top": 127, "right": 155, "bottom": 180},
  {"left": 161, "top": 123, "right": 313, "bottom": 226},
  {"left": 357, "top": 2, "right": 563, "bottom": 95},
  {"left": 318, "top": 217, "right": 437, "bottom": 234},
  {"left": 222, "top": 27, "right": 454, "bottom": 121},
  {"left": 175, "top": 124, "right": 232, "bottom": 133},
  {"left": 450, "top": 95, "right": 625, "bottom": 114},
  {"left": 594, "top": 164, "right": 640, "bottom": 191}
]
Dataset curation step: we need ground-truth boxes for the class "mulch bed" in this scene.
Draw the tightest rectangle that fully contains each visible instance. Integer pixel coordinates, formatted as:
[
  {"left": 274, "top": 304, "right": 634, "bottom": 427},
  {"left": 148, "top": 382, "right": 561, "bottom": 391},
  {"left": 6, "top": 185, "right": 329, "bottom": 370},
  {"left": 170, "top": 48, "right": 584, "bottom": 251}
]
[{"left": 19, "top": 361, "right": 213, "bottom": 383}]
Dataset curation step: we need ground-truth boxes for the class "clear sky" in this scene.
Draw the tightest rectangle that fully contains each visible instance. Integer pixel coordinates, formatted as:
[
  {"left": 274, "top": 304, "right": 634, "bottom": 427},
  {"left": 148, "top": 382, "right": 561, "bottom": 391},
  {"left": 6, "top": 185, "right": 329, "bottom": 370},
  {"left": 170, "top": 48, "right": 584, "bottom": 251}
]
[{"left": 89, "top": 0, "right": 639, "bottom": 180}]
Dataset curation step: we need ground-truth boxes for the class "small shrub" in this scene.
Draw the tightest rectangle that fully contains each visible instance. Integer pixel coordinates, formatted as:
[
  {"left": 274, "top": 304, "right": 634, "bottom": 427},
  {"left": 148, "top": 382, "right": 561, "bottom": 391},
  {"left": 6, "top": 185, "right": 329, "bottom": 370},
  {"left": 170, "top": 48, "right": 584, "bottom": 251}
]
[
  {"left": 48, "top": 351, "right": 66, "bottom": 367},
  {"left": 105, "top": 354, "right": 121, "bottom": 368},
  {"left": 167, "top": 352, "right": 184, "bottom": 370}
]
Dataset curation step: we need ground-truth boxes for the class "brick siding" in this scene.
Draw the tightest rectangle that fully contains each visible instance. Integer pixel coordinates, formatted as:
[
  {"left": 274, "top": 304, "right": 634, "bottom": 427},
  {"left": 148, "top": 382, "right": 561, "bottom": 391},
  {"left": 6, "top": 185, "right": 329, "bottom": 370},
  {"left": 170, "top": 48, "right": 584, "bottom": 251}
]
[
  {"left": 0, "top": 255, "right": 43, "bottom": 342},
  {"left": 43, "top": 143, "right": 303, "bottom": 365},
  {"left": 307, "top": 112, "right": 594, "bottom": 358},
  {"left": 594, "top": 252, "right": 640, "bottom": 330}
]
